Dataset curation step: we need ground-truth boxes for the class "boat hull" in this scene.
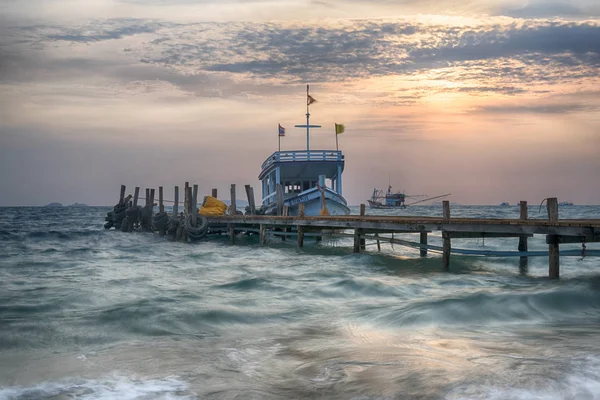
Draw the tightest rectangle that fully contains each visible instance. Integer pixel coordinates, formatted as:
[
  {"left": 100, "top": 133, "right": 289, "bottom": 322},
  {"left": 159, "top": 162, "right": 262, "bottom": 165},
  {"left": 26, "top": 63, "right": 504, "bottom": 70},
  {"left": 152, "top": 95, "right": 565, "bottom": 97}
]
[
  {"left": 367, "top": 200, "right": 406, "bottom": 209},
  {"left": 266, "top": 187, "right": 350, "bottom": 216}
]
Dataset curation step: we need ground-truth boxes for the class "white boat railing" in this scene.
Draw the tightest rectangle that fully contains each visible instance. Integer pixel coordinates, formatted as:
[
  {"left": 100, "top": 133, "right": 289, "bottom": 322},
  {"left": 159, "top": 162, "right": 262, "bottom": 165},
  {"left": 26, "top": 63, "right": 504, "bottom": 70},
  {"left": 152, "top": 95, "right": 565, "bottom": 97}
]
[{"left": 261, "top": 150, "right": 343, "bottom": 171}]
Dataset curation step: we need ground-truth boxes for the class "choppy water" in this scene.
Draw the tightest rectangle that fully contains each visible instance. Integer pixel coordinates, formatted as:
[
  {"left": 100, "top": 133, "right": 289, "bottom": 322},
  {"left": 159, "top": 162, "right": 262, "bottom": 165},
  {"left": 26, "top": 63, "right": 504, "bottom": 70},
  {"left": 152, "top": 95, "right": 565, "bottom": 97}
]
[{"left": 1, "top": 205, "right": 600, "bottom": 399}]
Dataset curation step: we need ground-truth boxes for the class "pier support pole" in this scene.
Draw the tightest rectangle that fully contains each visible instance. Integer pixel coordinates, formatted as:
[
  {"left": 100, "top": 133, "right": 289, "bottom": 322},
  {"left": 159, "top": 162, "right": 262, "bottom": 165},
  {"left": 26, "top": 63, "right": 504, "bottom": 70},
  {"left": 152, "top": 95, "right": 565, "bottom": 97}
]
[
  {"left": 375, "top": 233, "right": 381, "bottom": 251},
  {"left": 212, "top": 188, "right": 218, "bottom": 199},
  {"left": 297, "top": 204, "right": 305, "bottom": 248},
  {"left": 192, "top": 184, "right": 198, "bottom": 226},
  {"left": 158, "top": 186, "right": 166, "bottom": 237},
  {"left": 245, "top": 185, "right": 256, "bottom": 215},
  {"left": 547, "top": 197, "right": 560, "bottom": 279},
  {"left": 119, "top": 185, "right": 126, "bottom": 204},
  {"left": 173, "top": 186, "right": 179, "bottom": 216},
  {"left": 518, "top": 201, "right": 528, "bottom": 274},
  {"left": 442, "top": 200, "right": 451, "bottom": 270},
  {"left": 420, "top": 232, "right": 428, "bottom": 257},
  {"left": 229, "top": 184, "right": 236, "bottom": 244},
  {"left": 133, "top": 187, "right": 140, "bottom": 207},
  {"left": 260, "top": 224, "right": 267, "bottom": 245},
  {"left": 359, "top": 204, "right": 366, "bottom": 251},
  {"left": 276, "top": 184, "right": 284, "bottom": 216},
  {"left": 281, "top": 206, "right": 289, "bottom": 241}
]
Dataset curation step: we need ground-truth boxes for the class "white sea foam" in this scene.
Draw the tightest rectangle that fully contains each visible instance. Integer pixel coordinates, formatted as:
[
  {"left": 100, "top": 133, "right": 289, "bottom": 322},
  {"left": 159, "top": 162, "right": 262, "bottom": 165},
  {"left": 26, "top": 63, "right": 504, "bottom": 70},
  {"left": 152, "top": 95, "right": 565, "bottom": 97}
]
[
  {"left": 446, "top": 355, "right": 600, "bottom": 400},
  {"left": 0, "top": 375, "right": 195, "bottom": 400}
]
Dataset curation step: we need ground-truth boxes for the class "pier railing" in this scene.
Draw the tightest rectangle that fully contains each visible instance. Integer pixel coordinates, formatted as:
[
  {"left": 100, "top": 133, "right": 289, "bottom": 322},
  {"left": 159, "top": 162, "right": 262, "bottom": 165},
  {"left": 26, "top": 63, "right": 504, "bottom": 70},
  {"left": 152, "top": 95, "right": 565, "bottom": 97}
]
[{"left": 261, "top": 150, "right": 343, "bottom": 170}]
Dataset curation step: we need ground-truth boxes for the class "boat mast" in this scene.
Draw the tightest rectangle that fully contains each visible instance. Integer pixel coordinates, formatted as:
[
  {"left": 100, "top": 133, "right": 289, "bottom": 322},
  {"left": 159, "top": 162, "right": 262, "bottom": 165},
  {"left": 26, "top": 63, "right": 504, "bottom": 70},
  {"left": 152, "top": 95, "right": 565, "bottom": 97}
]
[{"left": 295, "top": 84, "right": 321, "bottom": 152}]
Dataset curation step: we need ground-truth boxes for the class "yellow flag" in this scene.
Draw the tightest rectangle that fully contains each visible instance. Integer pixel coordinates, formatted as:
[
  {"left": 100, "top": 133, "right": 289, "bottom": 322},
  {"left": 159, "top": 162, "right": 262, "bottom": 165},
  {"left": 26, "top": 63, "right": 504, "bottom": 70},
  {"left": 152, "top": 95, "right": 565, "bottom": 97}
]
[{"left": 335, "top": 123, "right": 345, "bottom": 135}]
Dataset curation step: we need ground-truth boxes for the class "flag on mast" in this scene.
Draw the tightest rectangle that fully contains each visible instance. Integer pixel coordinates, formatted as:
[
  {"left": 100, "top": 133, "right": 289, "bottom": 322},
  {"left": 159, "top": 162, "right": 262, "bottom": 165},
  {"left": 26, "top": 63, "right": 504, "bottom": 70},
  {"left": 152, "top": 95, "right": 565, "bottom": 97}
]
[
  {"left": 335, "top": 123, "right": 345, "bottom": 135},
  {"left": 278, "top": 124, "right": 286, "bottom": 136},
  {"left": 307, "top": 94, "right": 317, "bottom": 105}
]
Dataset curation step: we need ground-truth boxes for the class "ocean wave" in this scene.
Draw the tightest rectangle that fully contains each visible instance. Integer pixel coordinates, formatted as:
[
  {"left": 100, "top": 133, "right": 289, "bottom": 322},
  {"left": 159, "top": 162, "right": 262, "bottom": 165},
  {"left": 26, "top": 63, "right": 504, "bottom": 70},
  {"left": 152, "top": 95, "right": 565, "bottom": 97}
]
[
  {"left": 0, "top": 375, "right": 195, "bottom": 400},
  {"left": 365, "top": 285, "right": 600, "bottom": 328}
]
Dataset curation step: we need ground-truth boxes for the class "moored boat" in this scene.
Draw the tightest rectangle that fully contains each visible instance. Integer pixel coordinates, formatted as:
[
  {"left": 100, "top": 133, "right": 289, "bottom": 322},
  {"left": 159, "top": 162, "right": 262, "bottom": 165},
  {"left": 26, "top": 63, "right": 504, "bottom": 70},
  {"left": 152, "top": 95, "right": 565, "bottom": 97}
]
[{"left": 258, "top": 86, "right": 350, "bottom": 216}]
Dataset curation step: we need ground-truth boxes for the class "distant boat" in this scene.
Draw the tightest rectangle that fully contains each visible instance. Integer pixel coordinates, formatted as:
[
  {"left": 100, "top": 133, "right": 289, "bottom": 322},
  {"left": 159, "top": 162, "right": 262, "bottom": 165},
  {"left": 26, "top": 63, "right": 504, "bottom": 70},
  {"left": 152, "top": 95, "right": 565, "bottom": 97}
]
[
  {"left": 558, "top": 201, "right": 574, "bottom": 206},
  {"left": 258, "top": 85, "right": 350, "bottom": 216},
  {"left": 367, "top": 186, "right": 451, "bottom": 209},
  {"left": 499, "top": 202, "right": 510, "bottom": 206}
]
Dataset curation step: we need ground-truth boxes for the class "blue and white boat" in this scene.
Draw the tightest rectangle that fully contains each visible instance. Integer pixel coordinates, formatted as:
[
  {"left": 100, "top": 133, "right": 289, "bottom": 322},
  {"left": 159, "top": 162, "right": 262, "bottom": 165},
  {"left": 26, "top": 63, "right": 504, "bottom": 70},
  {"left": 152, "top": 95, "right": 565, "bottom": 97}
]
[{"left": 258, "top": 86, "right": 350, "bottom": 216}]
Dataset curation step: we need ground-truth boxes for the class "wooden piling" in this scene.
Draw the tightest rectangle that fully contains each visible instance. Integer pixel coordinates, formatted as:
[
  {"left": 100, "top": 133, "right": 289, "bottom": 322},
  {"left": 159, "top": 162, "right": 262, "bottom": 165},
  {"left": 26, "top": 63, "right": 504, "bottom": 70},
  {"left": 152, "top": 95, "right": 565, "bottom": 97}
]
[
  {"left": 375, "top": 233, "right": 381, "bottom": 251},
  {"left": 158, "top": 186, "right": 165, "bottom": 237},
  {"left": 192, "top": 184, "right": 198, "bottom": 226},
  {"left": 547, "top": 197, "right": 559, "bottom": 279},
  {"left": 260, "top": 224, "right": 267, "bottom": 245},
  {"left": 297, "top": 204, "right": 305, "bottom": 248},
  {"left": 159, "top": 187, "right": 164, "bottom": 213},
  {"left": 184, "top": 182, "right": 189, "bottom": 218},
  {"left": 145, "top": 188, "right": 150, "bottom": 207},
  {"left": 354, "top": 204, "right": 365, "bottom": 253},
  {"left": 212, "top": 188, "right": 218, "bottom": 198},
  {"left": 518, "top": 201, "right": 528, "bottom": 273},
  {"left": 359, "top": 204, "right": 366, "bottom": 251},
  {"left": 173, "top": 186, "right": 179, "bottom": 216},
  {"left": 133, "top": 187, "right": 140, "bottom": 207},
  {"left": 245, "top": 185, "right": 256, "bottom": 215},
  {"left": 276, "top": 184, "right": 284, "bottom": 216},
  {"left": 442, "top": 200, "right": 451, "bottom": 270},
  {"left": 119, "top": 185, "right": 126, "bottom": 204},
  {"left": 420, "top": 232, "right": 428, "bottom": 257},
  {"left": 229, "top": 184, "right": 236, "bottom": 244}
]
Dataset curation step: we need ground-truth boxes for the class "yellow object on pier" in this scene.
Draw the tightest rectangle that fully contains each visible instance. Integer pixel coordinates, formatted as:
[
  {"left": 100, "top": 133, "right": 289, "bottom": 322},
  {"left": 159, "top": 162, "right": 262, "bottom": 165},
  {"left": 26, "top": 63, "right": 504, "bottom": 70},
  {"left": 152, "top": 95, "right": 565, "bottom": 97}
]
[{"left": 199, "top": 196, "right": 227, "bottom": 216}]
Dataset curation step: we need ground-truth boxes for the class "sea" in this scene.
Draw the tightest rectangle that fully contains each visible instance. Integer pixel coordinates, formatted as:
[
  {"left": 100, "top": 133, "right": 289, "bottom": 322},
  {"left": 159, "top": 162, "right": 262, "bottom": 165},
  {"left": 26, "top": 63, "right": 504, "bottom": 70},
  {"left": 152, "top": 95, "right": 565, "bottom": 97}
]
[{"left": 1, "top": 204, "right": 600, "bottom": 400}]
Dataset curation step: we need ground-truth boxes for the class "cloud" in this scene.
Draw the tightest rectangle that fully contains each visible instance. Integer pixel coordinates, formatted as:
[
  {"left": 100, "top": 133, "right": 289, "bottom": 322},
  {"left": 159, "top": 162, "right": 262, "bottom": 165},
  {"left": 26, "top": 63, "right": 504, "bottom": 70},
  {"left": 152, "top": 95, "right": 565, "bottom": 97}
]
[{"left": 472, "top": 103, "right": 597, "bottom": 114}]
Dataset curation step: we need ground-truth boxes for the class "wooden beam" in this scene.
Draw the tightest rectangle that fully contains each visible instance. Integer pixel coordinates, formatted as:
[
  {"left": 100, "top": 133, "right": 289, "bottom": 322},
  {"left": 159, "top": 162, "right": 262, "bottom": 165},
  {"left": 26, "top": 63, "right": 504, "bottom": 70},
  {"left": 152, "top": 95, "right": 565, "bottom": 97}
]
[
  {"left": 446, "top": 232, "right": 533, "bottom": 239},
  {"left": 375, "top": 233, "right": 381, "bottom": 252},
  {"left": 547, "top": 197, "right": 558, "bottom": 223},
  {"left": 192, "top": 184, "right": 198, "bottom": 226},
  {"left": 159, "top": 186, "right": 164, "bottom": 213},
  {"left": 546, "top": 235, "right": 600, "bottom": 244}
]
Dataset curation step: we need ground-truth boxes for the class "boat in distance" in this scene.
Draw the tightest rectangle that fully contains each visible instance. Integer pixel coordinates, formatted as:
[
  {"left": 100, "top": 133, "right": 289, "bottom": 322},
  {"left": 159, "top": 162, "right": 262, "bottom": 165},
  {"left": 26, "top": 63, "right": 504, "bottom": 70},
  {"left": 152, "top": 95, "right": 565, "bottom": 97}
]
[
  {"left": 258, "top": 85, "right": 350, "bottom": 216},
  {"left": 368, "top": 186, "right": 451, "bottom": 209}
]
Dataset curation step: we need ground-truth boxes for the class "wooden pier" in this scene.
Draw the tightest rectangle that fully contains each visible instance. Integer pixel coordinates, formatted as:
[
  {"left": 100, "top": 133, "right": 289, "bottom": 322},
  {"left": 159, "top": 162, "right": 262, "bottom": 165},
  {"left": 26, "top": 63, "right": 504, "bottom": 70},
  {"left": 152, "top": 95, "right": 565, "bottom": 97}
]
[{"left": 104, "top": 184, "right": 600, "bottom": 279}]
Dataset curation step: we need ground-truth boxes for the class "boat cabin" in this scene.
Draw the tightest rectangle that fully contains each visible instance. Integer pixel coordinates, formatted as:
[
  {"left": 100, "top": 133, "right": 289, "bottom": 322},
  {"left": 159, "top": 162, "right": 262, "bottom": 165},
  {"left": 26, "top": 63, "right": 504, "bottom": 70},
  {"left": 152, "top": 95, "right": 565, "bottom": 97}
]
[{"left": 258, "top": 150, "right": 345, "bottom": 207}]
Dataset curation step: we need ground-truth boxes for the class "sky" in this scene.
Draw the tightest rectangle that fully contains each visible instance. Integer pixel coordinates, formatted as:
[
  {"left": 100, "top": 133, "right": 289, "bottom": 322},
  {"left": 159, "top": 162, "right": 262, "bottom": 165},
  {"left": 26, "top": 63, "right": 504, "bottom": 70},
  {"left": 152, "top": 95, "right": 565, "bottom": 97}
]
[{"left": 1, "top": 0, "right": 599, "bottom": 206}]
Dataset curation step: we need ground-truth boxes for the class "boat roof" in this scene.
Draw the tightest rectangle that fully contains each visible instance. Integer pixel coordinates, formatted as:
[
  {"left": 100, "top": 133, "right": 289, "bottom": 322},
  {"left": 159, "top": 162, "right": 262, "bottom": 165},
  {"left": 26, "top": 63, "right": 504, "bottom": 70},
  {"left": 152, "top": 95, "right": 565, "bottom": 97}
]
[{"left": 259, "top": 150, "right": 345, "bottom": 180}]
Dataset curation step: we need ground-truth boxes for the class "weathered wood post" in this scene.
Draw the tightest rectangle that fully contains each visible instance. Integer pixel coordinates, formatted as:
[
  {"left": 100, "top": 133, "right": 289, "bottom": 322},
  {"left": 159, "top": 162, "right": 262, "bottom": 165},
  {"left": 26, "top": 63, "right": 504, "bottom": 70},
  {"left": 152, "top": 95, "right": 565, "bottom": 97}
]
[
  {"left": 297, "top": 203, "right": 305, "bottom": 248},
  {"left": 281, "top": 205, "right": 289, "bottom": 241},
  {"left": 375, "top": 233, "right": 381, "bottom": 251},
  {"left": 229, "top": 184, "right": 236, "bottom": 244},
  {"left": 192, "top": 184, "right": 198, "bottom": 226},
  {"left": 260, "top": 224, "right": 267, "bottom": 245},
  {"left": 276, "top": 184, "right": 284, "bottom": 216},
  {"left": 173, "top": 186, "right": 179, "bottom": 216},
  {"left": 212, "top": 188, "right": 218, "bottom": 198},
  {"left": 158, "top": 186, "right": 166, "bottom": 236},
  {"left": 354, "top": 204, "right": 365, "bottom": 253},
  {"left": 133, "top": 187, "right": 140, "bottom": 207},
  {"left": 145, "top": 188, "right": 150, "bottom": 207},
  {"left": 149, "top": 188, "right": 155, "bottom": 232},
  {"left": 420, "top": 232, "right": 428, "bottom": 257},
  {"left": 245, "top": 185, "right": 256, "bottom": 215},
  {"left": 518, "top": 200, "right": 528, "bottom": 274},
  {"left": 360, "top": 204, "right": 366, "bottom": 251},
  {"left": 119, "top": 185, "right": 126, "bottom": 204},
  {"left": 442, "top": 200, "right": 451, "bottom": 270},
  {"left": 547, "top": 197, "right": 559, "bottom": 279}
]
